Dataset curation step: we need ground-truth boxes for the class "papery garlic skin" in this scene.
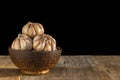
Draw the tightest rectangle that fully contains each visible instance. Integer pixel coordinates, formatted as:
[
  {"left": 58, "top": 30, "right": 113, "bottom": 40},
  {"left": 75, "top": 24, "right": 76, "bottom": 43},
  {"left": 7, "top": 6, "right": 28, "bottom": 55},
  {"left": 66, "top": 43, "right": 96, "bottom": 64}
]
[
  {"left": 33, "top": 34, "right": 57, "bottom": 51},
  {"left": 22, "top": 22, "right": 44, "bottom": 38},
  {"left": 11, "top": 33, "right": 32, "bottom": 50}
]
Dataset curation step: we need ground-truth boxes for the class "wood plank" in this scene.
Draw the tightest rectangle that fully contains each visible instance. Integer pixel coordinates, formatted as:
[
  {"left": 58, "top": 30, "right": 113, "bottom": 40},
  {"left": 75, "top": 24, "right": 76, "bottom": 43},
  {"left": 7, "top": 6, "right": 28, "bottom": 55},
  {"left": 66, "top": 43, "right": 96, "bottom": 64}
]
[
  {"left": 84, "top": 56, "right": 113, "bottom": 80},
  {"left": 0, "top": 56, "right": 17, "bottom": 68},
  {"left": 0, "top": 56, "right": 22, "bottom": 80},
  {"left": 92, "top": 56, "right": 120, "bottom": 80},
  {"left": 62, "top": 56, "right": 112, "bottom": 80},
  {"left": 0, "top": 55, "right": 120, "bottom": 80}
]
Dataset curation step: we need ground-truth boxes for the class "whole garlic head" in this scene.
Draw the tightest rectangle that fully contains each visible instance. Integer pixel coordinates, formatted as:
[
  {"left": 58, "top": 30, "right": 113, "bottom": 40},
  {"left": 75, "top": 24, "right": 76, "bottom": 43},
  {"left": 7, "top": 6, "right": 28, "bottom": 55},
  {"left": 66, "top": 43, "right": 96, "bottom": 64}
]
[
  {"left": 33, "top": 34, "right": 57, "bottom": 51},
  {"left": 11, "top": 33, "right": 32, "bottom": 50},
  {"left": 22, "top": 22, "right": 44, "bottom": 38}
]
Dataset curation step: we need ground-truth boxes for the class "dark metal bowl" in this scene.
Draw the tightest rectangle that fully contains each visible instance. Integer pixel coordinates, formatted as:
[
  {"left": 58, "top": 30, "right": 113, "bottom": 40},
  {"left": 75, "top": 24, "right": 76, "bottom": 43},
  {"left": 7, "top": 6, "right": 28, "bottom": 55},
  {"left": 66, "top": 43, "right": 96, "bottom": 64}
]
[{"left": 8, "top": 47, "right": 62, "bottom": 75}]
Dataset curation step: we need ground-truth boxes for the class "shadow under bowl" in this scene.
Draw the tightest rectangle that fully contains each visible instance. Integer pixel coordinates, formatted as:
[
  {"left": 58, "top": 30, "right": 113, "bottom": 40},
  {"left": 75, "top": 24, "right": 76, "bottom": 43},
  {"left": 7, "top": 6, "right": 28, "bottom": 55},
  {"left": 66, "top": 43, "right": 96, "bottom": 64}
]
[{"left": 8, "top": 47, "right": 62, "bottom": 75}]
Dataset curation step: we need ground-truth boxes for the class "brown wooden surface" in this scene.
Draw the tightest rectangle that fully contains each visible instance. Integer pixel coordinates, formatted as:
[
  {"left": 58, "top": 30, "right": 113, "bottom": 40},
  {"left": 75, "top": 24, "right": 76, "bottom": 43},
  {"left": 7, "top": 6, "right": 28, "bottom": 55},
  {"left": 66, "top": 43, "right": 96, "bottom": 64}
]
[{"left": 0, "top": 55, "right": 120, "bottom": 80}]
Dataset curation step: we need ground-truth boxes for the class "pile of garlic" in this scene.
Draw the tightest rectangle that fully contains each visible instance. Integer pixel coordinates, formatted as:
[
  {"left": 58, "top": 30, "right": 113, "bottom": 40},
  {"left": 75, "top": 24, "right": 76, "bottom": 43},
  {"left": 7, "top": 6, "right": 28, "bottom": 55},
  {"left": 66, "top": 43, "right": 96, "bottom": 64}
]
[{"left": 11, "top": 22, "right": 57, "bottom": 51}]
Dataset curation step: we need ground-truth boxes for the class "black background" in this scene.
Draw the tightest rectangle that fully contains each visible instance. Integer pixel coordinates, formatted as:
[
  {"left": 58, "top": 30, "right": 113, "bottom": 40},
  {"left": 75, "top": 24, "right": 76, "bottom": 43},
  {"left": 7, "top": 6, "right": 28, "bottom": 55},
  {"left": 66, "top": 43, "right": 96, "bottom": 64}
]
[{"left": 0, "top": 3, "right": 119, "bottom": 55}]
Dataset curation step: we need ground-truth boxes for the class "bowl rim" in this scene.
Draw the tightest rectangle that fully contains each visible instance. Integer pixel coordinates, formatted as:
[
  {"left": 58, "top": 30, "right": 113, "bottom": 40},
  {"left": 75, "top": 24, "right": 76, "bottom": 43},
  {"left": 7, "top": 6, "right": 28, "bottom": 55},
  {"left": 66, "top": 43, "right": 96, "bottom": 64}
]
[{"left": 8, "top": 46, "right": 62, "bottom": 53}]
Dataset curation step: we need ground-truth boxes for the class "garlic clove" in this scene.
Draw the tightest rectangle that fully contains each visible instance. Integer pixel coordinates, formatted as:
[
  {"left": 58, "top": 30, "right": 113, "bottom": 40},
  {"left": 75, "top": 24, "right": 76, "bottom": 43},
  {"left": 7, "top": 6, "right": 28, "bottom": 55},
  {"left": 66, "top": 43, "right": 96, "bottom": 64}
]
[
  {"left": 44, "top": 41, "right": 52, "bottom": 51},
  {"left": 34, "top": 23, "right": 43, "bottom": 34},
  {"left": 20, "top": 38, "right": 27, "bottom": 50},
  {"left": 14, "top": 39, "right": 21, "bottom": 50},
  {"left": 33, "top": 40, "right": 40, "bottom": 49},
  {"left": 35, "top": 41, "right": 44, "bottom": 51},
  {"left": 51, "top": 40, "right": 57, "bottom": 51},
  {"left": 22, "top": 23, "right": 30, "bottom": 35},
  {"left": 28, "top": 26, "right": 36, "bottom": 38}
]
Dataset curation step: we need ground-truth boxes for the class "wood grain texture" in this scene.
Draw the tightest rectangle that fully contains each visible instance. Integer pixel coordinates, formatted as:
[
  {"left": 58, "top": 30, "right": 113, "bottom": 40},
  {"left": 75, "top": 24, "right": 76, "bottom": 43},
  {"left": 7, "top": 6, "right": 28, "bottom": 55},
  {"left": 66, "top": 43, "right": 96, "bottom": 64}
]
[{"left": 0, "top": 55, "right": 120, "bottom": 80}]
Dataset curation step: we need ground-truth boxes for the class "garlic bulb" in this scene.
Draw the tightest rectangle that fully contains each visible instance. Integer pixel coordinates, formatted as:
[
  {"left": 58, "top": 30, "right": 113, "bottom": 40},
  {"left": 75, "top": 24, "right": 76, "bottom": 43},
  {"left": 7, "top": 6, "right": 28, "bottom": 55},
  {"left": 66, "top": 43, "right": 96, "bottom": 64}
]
[
  {"left": 22, "top": 22, "right": 44, "bottom": 38},
  {"left": 33, "top": 34, "right": 57, "bottom": 51},
  {"left": 11, "top": 33, "right": 32, "bottom": 50}
]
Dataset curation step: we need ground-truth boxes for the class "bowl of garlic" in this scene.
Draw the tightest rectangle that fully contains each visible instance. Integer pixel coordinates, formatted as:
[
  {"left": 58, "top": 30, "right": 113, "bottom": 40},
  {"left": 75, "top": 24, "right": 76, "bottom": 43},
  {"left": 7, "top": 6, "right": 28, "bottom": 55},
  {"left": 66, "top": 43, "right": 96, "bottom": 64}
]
[{"left": 8, "top": 22, "right": 62, "bottom": 75}]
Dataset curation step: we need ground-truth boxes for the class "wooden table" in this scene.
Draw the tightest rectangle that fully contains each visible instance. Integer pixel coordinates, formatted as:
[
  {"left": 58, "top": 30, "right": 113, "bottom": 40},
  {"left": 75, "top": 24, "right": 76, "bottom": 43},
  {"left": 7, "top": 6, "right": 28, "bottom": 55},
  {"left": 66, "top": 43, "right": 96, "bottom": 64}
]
[{"left": 0, "top": 55, "right": 120, "bottom": 80}]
